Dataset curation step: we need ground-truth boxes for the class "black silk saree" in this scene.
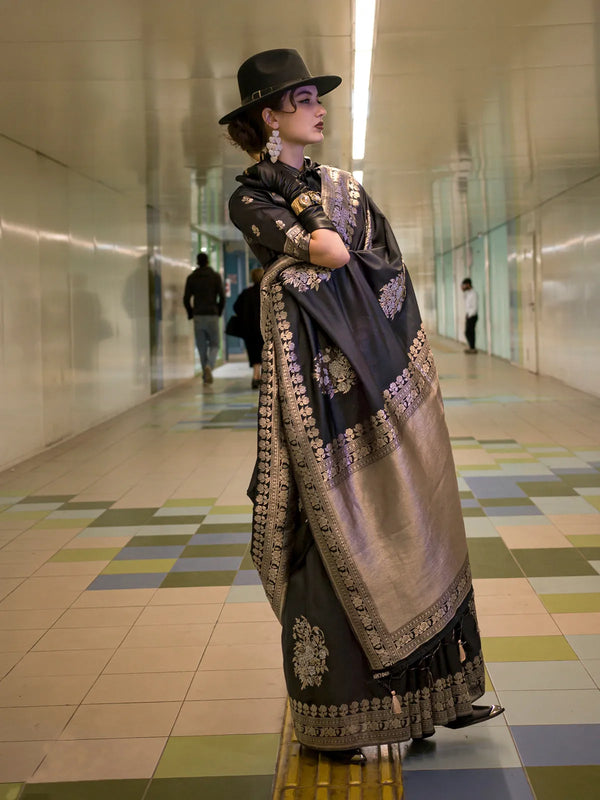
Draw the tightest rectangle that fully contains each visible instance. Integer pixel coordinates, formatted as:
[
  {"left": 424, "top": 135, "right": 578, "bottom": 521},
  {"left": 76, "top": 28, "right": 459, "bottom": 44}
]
[{"left": 235, "top": 164, "right": 485, "bottom": 748}]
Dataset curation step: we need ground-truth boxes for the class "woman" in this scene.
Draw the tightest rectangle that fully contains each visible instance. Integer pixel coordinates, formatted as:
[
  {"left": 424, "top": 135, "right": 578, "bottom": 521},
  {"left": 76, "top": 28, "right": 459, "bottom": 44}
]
[
  {"left": 219, "top": 49, "right": 503, "bottom": 761},
  {"left": 233, "top": 266, "right": 265, "bottom": 389}
]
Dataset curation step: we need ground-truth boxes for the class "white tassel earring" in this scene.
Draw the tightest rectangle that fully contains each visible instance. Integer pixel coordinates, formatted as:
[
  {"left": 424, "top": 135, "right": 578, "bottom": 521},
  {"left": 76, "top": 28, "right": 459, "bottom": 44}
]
[{"left": 266, "top": 129, "right": 282, "bottom": 163}]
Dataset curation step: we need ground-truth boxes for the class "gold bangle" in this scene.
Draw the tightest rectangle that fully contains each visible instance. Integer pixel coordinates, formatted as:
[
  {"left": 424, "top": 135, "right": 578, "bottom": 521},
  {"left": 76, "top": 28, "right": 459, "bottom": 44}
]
[{"left": 291, "top": 191, "right": 321, "bottom": 216}]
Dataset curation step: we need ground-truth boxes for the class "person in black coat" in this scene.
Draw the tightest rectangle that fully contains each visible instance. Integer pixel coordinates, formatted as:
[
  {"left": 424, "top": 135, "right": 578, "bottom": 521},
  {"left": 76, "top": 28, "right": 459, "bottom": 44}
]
[{"left": 233, "top": 267, "right": 264, "bottom": 388}]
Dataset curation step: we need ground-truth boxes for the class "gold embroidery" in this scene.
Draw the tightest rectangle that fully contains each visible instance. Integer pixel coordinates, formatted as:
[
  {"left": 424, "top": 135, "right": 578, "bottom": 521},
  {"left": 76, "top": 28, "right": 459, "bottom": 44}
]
[
  {"left": 288, "top": 652, "right": 485, "bottom": 748},
  {"left": 313, "top": 347, "right": 357, "bottom": 397},
  {"left": 292, "top": 616, "right": 329, "bottom": 690},
  {"left": 281, "top": 266, "right": 331, "bottom": 293},
  {"left": 275, "top": 219, "right": 286, "bottom": 230},
  {"left": 320, "top": 167, "right": 360, "bottom": 247},
  {"left": 379, "top": 265, "right": 407, "bottom": 319},
  {"left": 241, "top": 195, "right": 254, "bottom": 204}
]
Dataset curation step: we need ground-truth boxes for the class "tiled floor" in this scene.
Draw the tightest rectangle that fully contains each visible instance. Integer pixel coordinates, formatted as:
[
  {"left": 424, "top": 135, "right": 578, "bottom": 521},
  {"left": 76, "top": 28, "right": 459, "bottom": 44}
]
[{"left": 1, "top": 342, "right": 600, "bottom": 799}]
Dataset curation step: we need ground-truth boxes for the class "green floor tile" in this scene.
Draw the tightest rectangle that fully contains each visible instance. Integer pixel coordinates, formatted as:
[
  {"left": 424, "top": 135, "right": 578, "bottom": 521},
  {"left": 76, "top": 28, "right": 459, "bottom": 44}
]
[
  {"left": 102, "top": 558, "right": 176, "bottom": 574},
  {"left": 239, "top": 551, "right": 256, "bottom": 570},
  {"left": 526, "top": 766, "right": 600, "bottom": 800},
  {"left": 181, "top": 544, "right": 248, "bottom": 557},
  {"left": 160, "top": 570, "right": 237, "bottom": 587},
  {"left": 125, "top": 535, "right": 193, "bottom": 547},
  {"left": 540, "top": 593, "right": 600, "bottom": 613},
  {"left": 0, "top": 510, "right": 48, "bottom": 520},
  {"left": 482, "top": 635, "right": 578, "bottom": 662},
  {"left": 154, "top": 734, "right": 280, "bottom": 778},
  {"left": 578, "top": 547, "right": 600, "bottom": 560},
  {"left": 511, "top": 548, "right": 598, "bottom": 577},
  {"left": 61, "top": 501, "right": 114, "bottom": 509},
  {"left": 516, "top": 481, "right": 577, "bottom": 497},
  {"left": 89, "top": 509, "right": 158, "bottom": 527},
  {"left": 0, "top": 784, "right": 21, "bottom": 800},
  {"left": 145, "top": 775, "right": 273, "bottom": 800},
  {"left": 50, "top": 548, "right": 121, "bottom": 562},
  {"left": 584, "top": 496, "right": 600, "bottom": 510},
  {"left": 164, "top": 498, "right": 216, "bottom": 507},
  {"left": 466, "top": 538, "right": 523, "bottom": 578},
  {"left": 24, "top": 495, "right": 74, "bottom": 503},
  {"left": 559, "top": 474, "right": 600, "bottom": 488},
  {"left": 197, "top": 524, "right": 252, "bottom": 534},
  {"left": 461, "top": 507, "right": 486, "bottom": 517},
  {"left": 21, "top": 780, "right": 147, "bottom": 799},
  {"left": 568, "top": 535, "right": 600, "bottom": 548},
  {"left": 459, "top": 491, "right": 475, "bottom": 499}
]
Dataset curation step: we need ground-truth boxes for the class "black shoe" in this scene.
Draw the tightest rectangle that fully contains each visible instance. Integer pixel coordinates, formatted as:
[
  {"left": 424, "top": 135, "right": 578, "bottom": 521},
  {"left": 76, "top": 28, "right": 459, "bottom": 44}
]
[
  {"left": 251, "top": 378, "right": 260, "bottom": 389},
  {"left": 445, "top": 704, "right": 505, "bottom": 729},
  {"left": 325, "top": 748, "right": 367, "bottom": 765}
]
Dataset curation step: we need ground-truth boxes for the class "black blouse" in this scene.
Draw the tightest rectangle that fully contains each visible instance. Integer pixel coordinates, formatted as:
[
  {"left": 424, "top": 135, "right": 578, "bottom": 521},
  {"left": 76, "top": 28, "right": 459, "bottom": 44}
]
[{"left": 228, "top": 158, "right": 324, "bottom": 268}]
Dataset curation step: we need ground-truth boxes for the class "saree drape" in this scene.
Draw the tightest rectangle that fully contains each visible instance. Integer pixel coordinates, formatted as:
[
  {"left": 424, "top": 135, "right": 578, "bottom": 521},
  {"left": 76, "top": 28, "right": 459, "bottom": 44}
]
[{"left": 243, "top": 165, "right": 485, "bottom": 748}]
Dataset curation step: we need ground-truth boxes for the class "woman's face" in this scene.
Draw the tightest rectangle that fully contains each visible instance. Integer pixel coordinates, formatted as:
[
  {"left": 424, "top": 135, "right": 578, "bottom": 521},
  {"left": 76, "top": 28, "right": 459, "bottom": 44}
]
[{"left": 267, "top": 85, "right": 327, "bottom": 147}]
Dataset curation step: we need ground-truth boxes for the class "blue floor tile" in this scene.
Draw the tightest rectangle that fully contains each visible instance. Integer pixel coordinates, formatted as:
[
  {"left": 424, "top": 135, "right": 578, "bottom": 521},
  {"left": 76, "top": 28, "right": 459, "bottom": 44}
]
[
  {"left": 402, "top": 767, "right": 534, "bottom": 799},
  {"left": 87, "top": 573, "right": 166, "bottom": 590},
  {"left": 115, "top": 546, "right": 185, "bottom": 560},
  {"left": 464, "top": 478, "right": 527, "bottom": 499},
  {"left": 511, "top": 724, "right": 600, "bottom": 766},
  {"left": 233, "top": 570, "right": 262, "bottom": 585},
  {"left": 484, "top": 506, "right": 543, "bottom": 516},
  {"left": 189, "top": 533, "right": 250, "bottom": 545}
]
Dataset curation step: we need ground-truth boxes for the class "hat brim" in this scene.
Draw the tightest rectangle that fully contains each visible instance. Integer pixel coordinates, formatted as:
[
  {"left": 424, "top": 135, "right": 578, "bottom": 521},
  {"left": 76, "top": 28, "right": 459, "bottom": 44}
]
[{"left": 218, "top": 74, "right": 342, "bottom": 125}]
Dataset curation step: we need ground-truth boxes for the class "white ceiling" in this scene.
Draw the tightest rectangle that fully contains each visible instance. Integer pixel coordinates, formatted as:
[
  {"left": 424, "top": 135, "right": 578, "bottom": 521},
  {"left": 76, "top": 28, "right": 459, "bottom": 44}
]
[{"left": 1, "top": 0, "right": 598, "bottom": 272}]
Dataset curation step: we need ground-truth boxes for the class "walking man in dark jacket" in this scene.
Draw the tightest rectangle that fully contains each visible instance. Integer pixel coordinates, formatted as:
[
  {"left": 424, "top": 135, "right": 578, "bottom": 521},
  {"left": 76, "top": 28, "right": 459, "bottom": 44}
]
[{"left": 183, "top": 253, "right": 225, "bottom": 383}]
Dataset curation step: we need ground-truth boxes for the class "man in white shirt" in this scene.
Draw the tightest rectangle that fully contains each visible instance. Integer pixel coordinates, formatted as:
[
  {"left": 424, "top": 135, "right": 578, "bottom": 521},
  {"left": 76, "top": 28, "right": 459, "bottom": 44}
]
[{"left": 461, "top": 278, "right": 478, "bottom": 353}]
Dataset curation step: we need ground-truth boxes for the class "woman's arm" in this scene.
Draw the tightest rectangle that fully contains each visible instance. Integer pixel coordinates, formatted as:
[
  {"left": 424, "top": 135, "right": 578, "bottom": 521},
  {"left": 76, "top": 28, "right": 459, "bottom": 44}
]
[{"left": 309, "top": 229, "right": 350, "bottom": 269}]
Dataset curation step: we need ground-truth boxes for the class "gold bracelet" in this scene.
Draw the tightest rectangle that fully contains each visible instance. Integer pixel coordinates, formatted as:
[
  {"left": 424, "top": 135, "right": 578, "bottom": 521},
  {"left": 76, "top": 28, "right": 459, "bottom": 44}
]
[{"left": 291, "top": 191, "right": 321, "bottom": 216}]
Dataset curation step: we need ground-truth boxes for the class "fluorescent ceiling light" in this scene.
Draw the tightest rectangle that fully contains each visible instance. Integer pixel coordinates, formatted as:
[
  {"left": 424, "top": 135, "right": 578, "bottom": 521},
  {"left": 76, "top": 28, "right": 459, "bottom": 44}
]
[
  {"left": 353, "top": 170, "right": 364, "bottom": 184},
  {"left": 352, "top": 0, "right": 377, "bottom": 161}
]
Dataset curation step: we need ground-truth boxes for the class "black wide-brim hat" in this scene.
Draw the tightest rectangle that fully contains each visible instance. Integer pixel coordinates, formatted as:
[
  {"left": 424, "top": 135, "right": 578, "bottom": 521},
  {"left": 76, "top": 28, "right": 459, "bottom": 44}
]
[{"left": 218, "top": 48, "right": 341, "bottom": 125}]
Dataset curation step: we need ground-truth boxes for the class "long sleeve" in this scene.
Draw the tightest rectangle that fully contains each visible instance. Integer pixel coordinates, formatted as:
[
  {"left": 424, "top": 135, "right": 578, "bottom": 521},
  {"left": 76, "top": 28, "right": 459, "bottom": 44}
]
[{"left": 183, "top": 275, "right": 193, "bottom": 318}]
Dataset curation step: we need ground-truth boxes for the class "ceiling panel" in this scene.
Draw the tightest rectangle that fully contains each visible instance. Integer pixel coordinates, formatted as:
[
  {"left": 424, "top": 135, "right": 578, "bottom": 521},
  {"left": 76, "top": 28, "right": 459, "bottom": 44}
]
[{"left": 0, "top": 0, "right": 597, "bottom": 276}]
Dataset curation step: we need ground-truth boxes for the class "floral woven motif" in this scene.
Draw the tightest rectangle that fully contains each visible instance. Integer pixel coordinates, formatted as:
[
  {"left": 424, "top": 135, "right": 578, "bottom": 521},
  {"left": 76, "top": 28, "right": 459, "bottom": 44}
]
[
  {"left": 313, "top": 347, "right": 357, "bottom": 398},
  {"left": 292, "top": 616, "right": 330, "bottom": 690}
]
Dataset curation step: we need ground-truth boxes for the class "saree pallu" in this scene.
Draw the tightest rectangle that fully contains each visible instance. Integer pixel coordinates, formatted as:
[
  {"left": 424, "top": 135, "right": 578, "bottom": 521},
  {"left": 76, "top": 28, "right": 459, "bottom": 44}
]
[{"left": 248, "top": 166, "right": 485, "bottom": 748}]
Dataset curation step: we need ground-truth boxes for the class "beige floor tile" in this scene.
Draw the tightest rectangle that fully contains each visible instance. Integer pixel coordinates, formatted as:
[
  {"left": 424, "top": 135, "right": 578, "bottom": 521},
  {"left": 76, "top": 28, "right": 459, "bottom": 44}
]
[
  {"left": 53, "top": 607, "right": 142, "bottom": 629},
  {"left": 136, "top": 604, "right": 221, "bottom": 626},
  {"left": 63, "top": 536, "right": 132, "bottom": 549},
  {"left": 0, "top": 652, "right": 23, "bottom": 678},
  {"left": 478, "top": 613, "right": 561, "bottom": 637},
  {"left": 0, "top": 740, "right": 49, "bottom": 782},
  {"left": 0, "top": 609, "right": 62, "bottom": 630},
  {"left": 0, "top": 706, "right": 75, "bottom": 741},
  {"left": 0, "top": 578, "right": 24, "bottom": 602},
  {"left": 61, "top": 702, "right": 180, "bottom": 739},
  {"left": 71, "top": 588, "right": 156, "bottom": 608},
  {"left": 122, "top": 623, "right": 213, "bottom": 649},
  {"left": 10, "top": 649, "right": 113, "bottom": 678},
  {"left": 187, "top": 667, "right": 286, "bottom": 700},
  {"left": 218, "top": 602, "right": 278, "bottom": 623},
  {"left": 32, "top": 627, "right": 129, "bottom": 652},
  {"left": 472, "top": 578, "right": 539, "bottom": 597},
  {"left": 552, "top": 612, "right": 600, "bottom": 635},
  {"left": 496, "top": 525, "right": 572, "bottom": 549},
  {"left": 33, "top": 562, "right": 109, "bottom": 577},
  {"left": 149, "top": 586, "right": 229, "bottom": 605},
  {"left": 84, "top": 672, "right": 194, "bottom": 704},
  {"left": 475, "top": 593, "right": 547, "bottom": 615},
  {"left": 2, "top": 629, "right": 45, "bottom": 651},
  {"left": 30, "top": 737, "right": 166, "bottom": 782},
  {"left": 0, "top": 674, "right": 96, "bottom": 707},
  {"left": 548, "top": 515, "right": 600, "bottom": 534},
  {"left": 173, "top": 697, "right": 286, "bottom": 735},
  {"left": 104, "top": 646, "right": 204, "bottom": 674},
  {"left": 3, "top": 531, "right": 79, "bottom": 551},
  {"left": 453, "top": 449, "right": 498, "bottom": 465},
  {"left": 199, "top": 643, "right": 283, "bottom": 670},
  {"left": 209, "top": 620, "right": 281, "bottom": 646}
]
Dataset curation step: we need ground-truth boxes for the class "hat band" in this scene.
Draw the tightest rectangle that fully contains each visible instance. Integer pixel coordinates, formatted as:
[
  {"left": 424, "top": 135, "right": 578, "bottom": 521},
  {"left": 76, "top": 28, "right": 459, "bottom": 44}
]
[{"left": 242, "top": 87, "right": 275, "bottom": 104}]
